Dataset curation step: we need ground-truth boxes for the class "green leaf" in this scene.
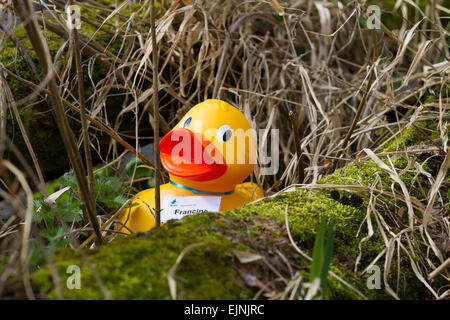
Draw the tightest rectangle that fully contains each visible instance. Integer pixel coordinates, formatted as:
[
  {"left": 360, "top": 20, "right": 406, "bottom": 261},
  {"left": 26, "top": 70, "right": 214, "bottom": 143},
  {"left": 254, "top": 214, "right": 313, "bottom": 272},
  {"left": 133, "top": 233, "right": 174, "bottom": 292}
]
[
  {"left": 56, "top": 200, "right": 83, "bottom": 214},
  {"left": 0, "top": 255, "right": 8, "bottom": 274},
  {"left": 49, "top": 200, "right": 83, "bottom": 222},
  {"left": 39, "top": 227, "right": 66, "bottom": 241},
  {"left": 39, "top": 227, "right": 70, "bottom": 255},
  {"left": 61, "top": 210, "right": 83, "bottom": 223},
  {"left": 60, "top": 173, "right": 78, "bottom": 189},
  {"left": 33, "top": 200, "right": 54, "bottom": 224},
  {"left": 29, "top": 239, "right": 45, "bottom": 267},
  {"left": 320, "top": 219, "right": 335, "bottom": 296},
  {"left": 295, "top": 45, "right": 305, "bottom": 57},
  {"left": 96, "top": 164, "right": 116, "bottom": 177},
  {"left": 46, "top": 178, "right": 62, "bottom": 195},
  {"left": 310, "top": 216, "right": 326, "bottom": 282},
  {"left": 359, "top": 16, "right": 368, "bottom": 28},
  {"left": 100, "top": 195, "right": 127, "bottom": 210},
  {"left": 381, "top": 72, "right": 406, "bottom": 92},
  {"left": 95, "top": 176, "right": 123, "bottom": 195},
  {"left": 359, "top": 16, "right": 381, "bottom": 35},
  {"left": 126, "top": 157, "right": 154, "bottom": 179}
]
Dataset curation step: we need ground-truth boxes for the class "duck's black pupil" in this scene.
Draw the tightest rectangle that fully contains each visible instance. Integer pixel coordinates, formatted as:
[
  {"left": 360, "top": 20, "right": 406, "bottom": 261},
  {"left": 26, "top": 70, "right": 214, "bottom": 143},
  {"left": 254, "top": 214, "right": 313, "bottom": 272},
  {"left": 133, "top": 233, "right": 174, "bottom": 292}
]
[
  {"left": 223, "top": 130, "right": 231, "bottom": 141},
  {"left": 182, "top": 117, "right": 192, "bottom": 128}
]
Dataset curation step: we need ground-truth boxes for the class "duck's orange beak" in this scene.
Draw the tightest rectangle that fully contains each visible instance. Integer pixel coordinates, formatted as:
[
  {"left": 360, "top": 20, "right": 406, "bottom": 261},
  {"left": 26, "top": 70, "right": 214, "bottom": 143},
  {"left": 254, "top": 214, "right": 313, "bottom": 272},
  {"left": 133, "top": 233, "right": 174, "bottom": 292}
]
[{"left": 159, "top": 128, "right": 227, "bottom": 181}]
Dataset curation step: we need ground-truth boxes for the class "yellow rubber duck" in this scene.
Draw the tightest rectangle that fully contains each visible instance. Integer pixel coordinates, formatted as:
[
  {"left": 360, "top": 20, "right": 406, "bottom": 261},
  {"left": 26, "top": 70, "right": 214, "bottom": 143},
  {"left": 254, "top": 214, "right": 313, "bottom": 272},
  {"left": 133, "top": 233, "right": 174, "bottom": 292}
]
[{"left": 118, "top": 99, "right": 264, "bottom": 233}]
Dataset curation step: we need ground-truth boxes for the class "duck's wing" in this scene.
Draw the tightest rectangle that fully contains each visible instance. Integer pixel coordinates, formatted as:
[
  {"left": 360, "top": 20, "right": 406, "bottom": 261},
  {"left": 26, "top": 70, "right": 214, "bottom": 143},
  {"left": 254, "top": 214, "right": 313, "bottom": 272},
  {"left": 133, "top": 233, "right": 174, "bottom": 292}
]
[
  {"left": 118, "top": 188, "right": 156, "bottom": 234},
  {"left": 236, "top": 182, "right": 265, "bottom": 200}
]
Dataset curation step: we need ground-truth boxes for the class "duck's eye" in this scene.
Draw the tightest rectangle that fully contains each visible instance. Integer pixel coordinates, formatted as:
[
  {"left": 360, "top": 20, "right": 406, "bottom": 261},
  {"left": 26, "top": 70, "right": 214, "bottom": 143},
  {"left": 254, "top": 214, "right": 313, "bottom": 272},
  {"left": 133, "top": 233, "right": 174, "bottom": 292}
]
[
  {"left": 180, "top": 116, "right": 192, "bottom": 129},
  {"left": 216, "top": 125, "right": 232, "bottom": 142}
]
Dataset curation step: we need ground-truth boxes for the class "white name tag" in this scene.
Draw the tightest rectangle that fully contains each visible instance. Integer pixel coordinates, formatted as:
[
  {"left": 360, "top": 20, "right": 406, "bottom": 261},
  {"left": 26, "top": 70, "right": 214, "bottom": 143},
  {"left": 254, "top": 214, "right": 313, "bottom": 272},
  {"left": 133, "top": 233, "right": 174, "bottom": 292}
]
[{"left": 161, "top": 195, "right": 222, "bottom": 223}]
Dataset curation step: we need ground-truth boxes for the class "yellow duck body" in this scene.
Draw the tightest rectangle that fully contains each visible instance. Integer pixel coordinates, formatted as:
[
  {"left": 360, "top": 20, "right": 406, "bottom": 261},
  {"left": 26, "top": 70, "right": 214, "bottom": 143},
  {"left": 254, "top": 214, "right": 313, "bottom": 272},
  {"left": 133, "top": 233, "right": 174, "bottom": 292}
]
[
  {"left": 118, "top": 99, "right": 264, "bottom": 234},
  {"left": 119, "top": 182, "right": 264, "bottom": 233}
]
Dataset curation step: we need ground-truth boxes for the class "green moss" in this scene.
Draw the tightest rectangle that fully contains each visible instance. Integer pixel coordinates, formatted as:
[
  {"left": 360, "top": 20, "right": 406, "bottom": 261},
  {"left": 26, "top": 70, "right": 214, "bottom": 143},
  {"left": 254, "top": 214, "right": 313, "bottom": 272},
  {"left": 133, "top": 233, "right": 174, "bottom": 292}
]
[
  {"left": 33, "top": 214, "right": 254, "bottom": 299},
  {"left": 383, "top": 121, "right": 440, "bottom": 153},
  {"left": 31, "top": 122, "right": 439, "bottom": 299}
]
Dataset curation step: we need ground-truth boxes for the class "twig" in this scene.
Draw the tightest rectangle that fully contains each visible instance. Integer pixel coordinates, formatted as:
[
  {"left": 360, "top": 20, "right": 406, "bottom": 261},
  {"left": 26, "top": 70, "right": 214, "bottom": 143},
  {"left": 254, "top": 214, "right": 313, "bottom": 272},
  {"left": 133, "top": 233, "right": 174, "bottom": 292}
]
[
  {"left": 423, "top": 150, "right": 450, "bottom": 226},
  {"left": 80, "top": 200, "right": 130, "bottom": 248},
  {"left": 3, "top": 160, "right": 34, "bottom": 299},
  {"left": 151, "top": 0, "right": 161, "bottom": 227},
  {"left": 288, "top": 111, "right": 305, "bottom": 183},
  {"left": 69, "top": 0, "right": 96, "bottom": 217},
  {"left": 428, "top": 256, "right": 450, "bottom": 280}
]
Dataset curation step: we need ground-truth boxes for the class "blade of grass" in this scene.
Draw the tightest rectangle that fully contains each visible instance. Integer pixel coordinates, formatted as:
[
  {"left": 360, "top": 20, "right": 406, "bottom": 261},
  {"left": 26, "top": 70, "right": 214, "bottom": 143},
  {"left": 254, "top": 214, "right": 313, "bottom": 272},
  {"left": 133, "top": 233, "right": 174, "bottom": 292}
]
[
  {"left": 320, "top": 219, "right": 335, "bottom": 296},
  {"left": 310, "top": 215, "right": 326, "bottom": 282},
  {"left": 69, "top": 0, "right": 96, "bottom": 214}
]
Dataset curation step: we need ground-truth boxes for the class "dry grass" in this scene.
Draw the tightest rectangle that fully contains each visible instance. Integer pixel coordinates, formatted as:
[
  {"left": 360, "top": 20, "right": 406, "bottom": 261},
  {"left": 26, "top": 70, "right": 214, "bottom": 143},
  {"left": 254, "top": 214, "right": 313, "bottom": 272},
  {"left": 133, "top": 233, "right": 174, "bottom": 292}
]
[{"left": 0, "top": 0, "right": 448, "bottom": 299}]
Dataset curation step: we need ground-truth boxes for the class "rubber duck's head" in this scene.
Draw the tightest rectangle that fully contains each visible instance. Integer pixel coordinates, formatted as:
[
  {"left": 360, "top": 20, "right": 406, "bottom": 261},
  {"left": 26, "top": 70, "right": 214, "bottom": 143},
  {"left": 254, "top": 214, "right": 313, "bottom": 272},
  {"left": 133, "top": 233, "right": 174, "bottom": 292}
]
[{"left": 159, "top": 99, "right": 256, "bottom": 193}]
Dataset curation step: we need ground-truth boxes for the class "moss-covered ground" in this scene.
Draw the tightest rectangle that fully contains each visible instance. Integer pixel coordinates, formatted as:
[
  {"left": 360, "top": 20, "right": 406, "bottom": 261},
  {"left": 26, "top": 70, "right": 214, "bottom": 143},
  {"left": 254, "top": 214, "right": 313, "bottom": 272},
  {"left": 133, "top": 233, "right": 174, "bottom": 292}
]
[{"left": 31, "top": 119, "right": 446, "bottom": 299}]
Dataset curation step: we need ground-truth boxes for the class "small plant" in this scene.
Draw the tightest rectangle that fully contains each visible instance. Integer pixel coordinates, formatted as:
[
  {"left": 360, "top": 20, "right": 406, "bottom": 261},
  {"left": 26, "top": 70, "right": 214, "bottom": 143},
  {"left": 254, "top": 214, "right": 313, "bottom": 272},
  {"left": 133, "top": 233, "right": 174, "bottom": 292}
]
[
  {"left": 29, "top": 171, "right": 134, "bottom": 267},
  {"left": 309, "top": 216, "right": 335, "bottom": 299},
  {"left": 125, "top": 157, "right": 155, "bottom": 189}
]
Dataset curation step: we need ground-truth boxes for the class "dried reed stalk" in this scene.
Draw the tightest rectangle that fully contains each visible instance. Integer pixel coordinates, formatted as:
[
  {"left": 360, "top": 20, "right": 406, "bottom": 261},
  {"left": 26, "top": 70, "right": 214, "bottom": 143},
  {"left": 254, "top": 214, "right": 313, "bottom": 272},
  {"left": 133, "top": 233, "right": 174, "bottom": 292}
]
[
  {"left": 289, "top": 111, "right": 305, "bottom": 183},
  {"left": 69, "top": 0, "right": 96, "bottom": 215},
  {"left": 151, "top": 0, "right": 161, "bottom": 227}
]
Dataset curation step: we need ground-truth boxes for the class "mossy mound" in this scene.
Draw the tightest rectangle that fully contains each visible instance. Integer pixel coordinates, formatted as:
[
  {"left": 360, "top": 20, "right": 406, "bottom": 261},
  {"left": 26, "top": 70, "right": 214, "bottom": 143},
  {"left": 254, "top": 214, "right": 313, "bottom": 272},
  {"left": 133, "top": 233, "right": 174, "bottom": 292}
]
[{"left": 31, "top": 121, "right": 446, "bottom": 300}]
